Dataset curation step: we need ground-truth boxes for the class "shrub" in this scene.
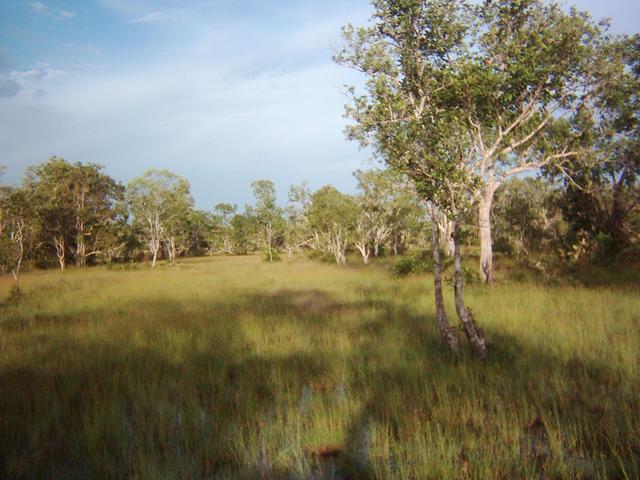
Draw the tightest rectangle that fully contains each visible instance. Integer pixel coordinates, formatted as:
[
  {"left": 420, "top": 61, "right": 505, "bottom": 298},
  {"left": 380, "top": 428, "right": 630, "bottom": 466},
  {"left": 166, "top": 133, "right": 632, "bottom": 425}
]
[{"left": 393, "top": 258, "right": 416, "bottom": 277}]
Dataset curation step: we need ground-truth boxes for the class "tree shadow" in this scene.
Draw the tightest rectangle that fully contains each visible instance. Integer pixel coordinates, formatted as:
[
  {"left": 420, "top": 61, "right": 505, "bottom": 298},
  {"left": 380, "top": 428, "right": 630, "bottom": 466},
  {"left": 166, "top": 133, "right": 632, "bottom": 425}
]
[{"left": 0, "top": 294, "right": 337, "bottom": 479}]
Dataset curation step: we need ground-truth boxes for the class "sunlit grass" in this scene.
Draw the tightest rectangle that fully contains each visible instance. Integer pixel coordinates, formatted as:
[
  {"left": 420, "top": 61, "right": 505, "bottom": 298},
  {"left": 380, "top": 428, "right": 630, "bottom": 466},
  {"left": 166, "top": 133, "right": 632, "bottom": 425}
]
[{"left": 1, "top": 256, "right": 638, "bottom": 479}]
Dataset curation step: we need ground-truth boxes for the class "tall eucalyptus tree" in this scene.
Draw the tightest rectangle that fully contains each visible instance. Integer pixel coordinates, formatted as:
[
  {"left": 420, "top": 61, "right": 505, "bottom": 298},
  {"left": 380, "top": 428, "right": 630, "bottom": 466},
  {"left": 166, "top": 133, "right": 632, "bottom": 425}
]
[{"left": 338, "top": 0, "right": 613, "bottom": 285}]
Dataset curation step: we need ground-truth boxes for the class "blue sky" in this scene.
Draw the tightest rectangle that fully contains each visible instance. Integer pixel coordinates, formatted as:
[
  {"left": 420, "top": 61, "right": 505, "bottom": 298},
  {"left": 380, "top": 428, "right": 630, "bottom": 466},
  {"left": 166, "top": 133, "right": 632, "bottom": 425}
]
[{"left": 1, "top": 0, "right": 638, "bottom": 208}]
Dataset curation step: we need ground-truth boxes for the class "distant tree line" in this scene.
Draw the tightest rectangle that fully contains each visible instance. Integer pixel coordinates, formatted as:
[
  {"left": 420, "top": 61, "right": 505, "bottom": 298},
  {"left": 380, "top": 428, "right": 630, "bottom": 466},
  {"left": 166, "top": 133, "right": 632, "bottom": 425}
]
[
  {"left": 0, "top": 160, "right": 427, "bottom": 290},
  {"left": 2, "top": 153, "right": 637, "bottom": 293}
]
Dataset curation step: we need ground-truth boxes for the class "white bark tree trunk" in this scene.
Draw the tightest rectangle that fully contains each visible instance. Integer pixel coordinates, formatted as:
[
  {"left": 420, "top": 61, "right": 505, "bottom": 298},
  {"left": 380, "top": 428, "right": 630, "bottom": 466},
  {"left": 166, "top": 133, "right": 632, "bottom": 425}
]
[
  {"left": 54, "top": 237, "right": 66, "bottom": 271},
  {"left": 479, "top": 178, "right": 500, "bottom": 284},
  {"left": 431, "top": 217, "right": 458, "bottom": 351},
  {"left": 355, "top": 241, "right": 370, "bottom": 264},
  {"left": 443, "top": 220, "right": 455, "bottom": 257},
  {"left": 331, "top": 228, "right": 347, "bottom": 264},
  {"left": 76, "top": 231, "right": 86, "bottom": 268},
  {"left": 266, "top": 222, "right": 273, "bottom": 262},
  {"left": 453, "top": 221, "right": 488, "bottom": 358},
  {"left": 166, "top": 236, "right": 177, "bottom": 262},
  {"left": 151, "top": 242, "right": 159, "bottom": 267},
  {"left": 222, "top": 236, "right": 231, "bottom": 254},
  {"left": 9, "top": 220, "right": 25, "bottom": 294},
  {"left": 148, "top": 212, "right": 163, "bottom": 268}
]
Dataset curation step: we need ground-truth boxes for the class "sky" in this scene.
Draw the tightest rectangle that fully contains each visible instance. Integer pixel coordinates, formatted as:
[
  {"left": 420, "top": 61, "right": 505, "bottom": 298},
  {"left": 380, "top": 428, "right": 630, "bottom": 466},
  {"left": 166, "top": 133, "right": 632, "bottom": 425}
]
[{"left": 0, "top": 0, "right": 639, "bottom": 208}]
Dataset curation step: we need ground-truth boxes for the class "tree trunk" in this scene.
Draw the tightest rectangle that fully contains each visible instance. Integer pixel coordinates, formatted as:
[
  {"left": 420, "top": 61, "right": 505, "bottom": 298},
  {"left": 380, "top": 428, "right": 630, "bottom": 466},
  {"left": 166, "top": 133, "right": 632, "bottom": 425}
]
[
  {"left": 151, "top": 243, "right": 159, "bottom": 267},
  {"left": 431, "top": 219, "right": 458, "bottom": 351},
  {"left": 266, "top": 222, "right": 273, "bottom": 261},
  {"left": 443, "top": 220, "right": 455, "bottom": 257},
  {"left": 11, "top": 230, "right": 24, "bottom": 294},
  {"left": 168, "top": 236, "right": 177, "bottom": 261},
  {"left": 453, "top": 221, "right": 488, "bottom": 358},
  {"left": 54, "top": 237, "right": 66, "bottom": 271},
  {"left": 479, "top": 179, "right": 499, "bottom": 284},
  {"left": 75, "top": 220, "right": 87, "bottom": 267},
  {"left": 76, "top": 236, "right": 84, "bottom": 267},
  {"left": 355, "top": 242, "right": 370, "bottom": 264},
  {"left": 12, "top": 263, "right": 21, "bottom": 293}
]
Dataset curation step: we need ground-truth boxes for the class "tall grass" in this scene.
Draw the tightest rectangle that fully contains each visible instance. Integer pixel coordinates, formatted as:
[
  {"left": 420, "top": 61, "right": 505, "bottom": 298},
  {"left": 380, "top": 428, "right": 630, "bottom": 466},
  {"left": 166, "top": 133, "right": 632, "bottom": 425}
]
[{"left": 0, "top": 256, "right": 638, "bottom": 479}]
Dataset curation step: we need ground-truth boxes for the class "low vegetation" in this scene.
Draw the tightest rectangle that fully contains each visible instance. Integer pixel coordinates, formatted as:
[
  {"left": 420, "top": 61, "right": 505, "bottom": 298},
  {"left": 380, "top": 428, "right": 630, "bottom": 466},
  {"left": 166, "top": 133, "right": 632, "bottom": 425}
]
[{"left": 1, "top": 256, "right": 637, "bottom": 479}]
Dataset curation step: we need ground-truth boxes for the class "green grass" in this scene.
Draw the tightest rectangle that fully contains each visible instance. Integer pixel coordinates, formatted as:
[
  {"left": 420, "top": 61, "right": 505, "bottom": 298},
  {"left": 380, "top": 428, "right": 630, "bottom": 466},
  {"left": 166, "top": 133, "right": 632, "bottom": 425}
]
[{"left": 0, "top": 256, "right": 638, "bottom": 479}]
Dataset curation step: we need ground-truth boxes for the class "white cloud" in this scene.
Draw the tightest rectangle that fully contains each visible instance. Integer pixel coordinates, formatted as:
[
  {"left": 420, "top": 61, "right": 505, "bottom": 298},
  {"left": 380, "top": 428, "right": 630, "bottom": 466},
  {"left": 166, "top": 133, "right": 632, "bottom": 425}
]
[
  {"left": 128, "top": 11, "right": 171, "bottom": 24},
  {"left": 30, "top": 1, "right": 76, "bottom": 20},
  {"left": 30, "top": 1, "right": 49, "bottom": 15}
]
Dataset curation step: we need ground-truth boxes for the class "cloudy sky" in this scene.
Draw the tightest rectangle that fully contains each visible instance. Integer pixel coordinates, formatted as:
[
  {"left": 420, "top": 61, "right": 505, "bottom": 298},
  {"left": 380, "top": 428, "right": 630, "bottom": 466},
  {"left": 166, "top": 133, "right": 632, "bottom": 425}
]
[{"left": 1, "top": 0, "right": 638, "bottom": 208}]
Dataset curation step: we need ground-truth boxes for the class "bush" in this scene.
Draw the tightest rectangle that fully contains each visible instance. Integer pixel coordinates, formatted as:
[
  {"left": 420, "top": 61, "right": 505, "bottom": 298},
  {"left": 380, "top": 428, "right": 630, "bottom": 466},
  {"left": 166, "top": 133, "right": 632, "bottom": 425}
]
[
  {"left": 263, "top": 251, "right": 281, "bottom": 262},
  {"left": 463, "top": 266, "right": 481, "bottom": 284},
  {"left": 393, "top": 252, "right": 438, "bottom": 277},
  {"left": 393, "top": 258, "right": 416, "bottom": 277}
]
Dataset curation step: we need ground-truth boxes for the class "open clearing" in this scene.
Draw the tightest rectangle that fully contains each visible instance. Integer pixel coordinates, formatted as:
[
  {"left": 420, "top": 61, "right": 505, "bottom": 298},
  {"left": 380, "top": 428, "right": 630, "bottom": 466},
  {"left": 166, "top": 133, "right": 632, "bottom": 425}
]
[{"left": 1, "top": 256, "right": 638, "bottom": 479}]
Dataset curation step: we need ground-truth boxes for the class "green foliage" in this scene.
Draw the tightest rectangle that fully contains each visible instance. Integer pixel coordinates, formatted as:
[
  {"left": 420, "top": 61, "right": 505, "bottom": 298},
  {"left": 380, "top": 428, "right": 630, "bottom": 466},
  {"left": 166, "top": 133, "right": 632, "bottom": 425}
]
[
  {"left": 210, "top": 203, "right": 237, "bottom": 254},
  {"left": 251, "top": 180, "right": 284, "bottom": 262},
  {"left": 230, "top": 212, "right": 257, "bottom": 255},
  {"left": 262, "top": 250, "right": 281, "bottom": 262},
  {"left": 308, "top": 186, "right": 358, "bottom": 263},
  {"left": 308, "top": 186, "right": 357, "bottom": 232},
  {"left": 392, "top": 251, "right": 438, "bottom": 277},
  {"left": 0, "top": 187, "right": 32, "bottom": 288},
  {"left": 552, "top": 34, "right": 640, "bottom": 262},
  {"left": 493, "top": 177, "right": 565, "bottom": 256},
  {"left": 337, "top": 0, "right": 621, "bottom": 284},
  {"left": 126, "top": 169, "right": 194, "bottom": 263},
  {"left": 392, "top": 257, "right": 417, "bottom": 277},
  {"left": 22, "top": 157, "right": 124, "bottom": 268}
]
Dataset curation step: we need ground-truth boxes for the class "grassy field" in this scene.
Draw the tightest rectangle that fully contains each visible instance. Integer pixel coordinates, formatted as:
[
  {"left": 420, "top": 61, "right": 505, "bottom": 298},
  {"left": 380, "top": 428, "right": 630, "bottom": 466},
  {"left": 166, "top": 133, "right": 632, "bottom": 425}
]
[{"left": 0, "top": 256, "right": 638, "bottom": 479}]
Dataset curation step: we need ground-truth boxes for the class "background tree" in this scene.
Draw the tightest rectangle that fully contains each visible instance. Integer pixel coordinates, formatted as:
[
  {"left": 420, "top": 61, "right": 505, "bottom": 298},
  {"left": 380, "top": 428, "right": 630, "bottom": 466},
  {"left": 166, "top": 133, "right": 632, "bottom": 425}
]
[
  {"left": 68, "top": 163, "right": 124, "bottom": 267},
  {"left": 126, "top": 169, "right": 193, "bottom": 267},
  {"left": 24, "top": 157, "right": 76, "bottom": 270},
  {"left": 353, "top": 195, "right": 376, "bottom": 264},
  {"left": 385, "top": 177, "right": 424, "bottom": 256},
  {"left": 0, "top": 188, "right": 32, "bottom": 293},
  {"left": 99, "top": 200, "right": 135, "bottom": 264},
  {"left": 178, "top": 209, "right": 214, "bottom": 257},
  {"left": 230, "top": 212, "right": 257, "bottom": 255},
  {"left": 22, "top": 158, "right": 123, "bottom": 269},
  {"left": 492, "top": 177, "right": 565, "bottom": 258},
  {"left": 250, "top": 180, "right": 283, "bottom": 262},
  {"left": 283, "top": 182, "right": 313, "bottom": 260},
  {"left": 308, "top": 186, "right": 357, "bottom": 264},
  {"left": 555, "top": 34, "right": 640, "bottom": 262},
  {"left": 353, "top": 169, "right": 393, "bottom": 261},
  {"left": 211, "top": 203, "right": 237, "bottom": 254}
]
